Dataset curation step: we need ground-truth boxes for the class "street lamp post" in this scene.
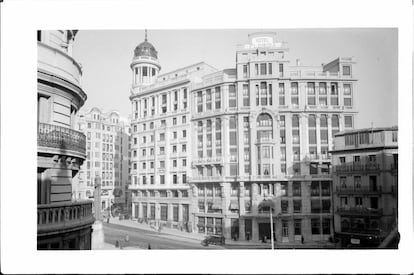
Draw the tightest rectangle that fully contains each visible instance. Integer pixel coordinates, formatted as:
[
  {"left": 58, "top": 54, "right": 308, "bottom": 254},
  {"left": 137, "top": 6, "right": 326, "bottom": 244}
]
[
  {"left": 270, "top": 203, "right": 274, "bottom": 250},
  {"left": 259, "top": 184, "right": 285, "bottom": 250}
]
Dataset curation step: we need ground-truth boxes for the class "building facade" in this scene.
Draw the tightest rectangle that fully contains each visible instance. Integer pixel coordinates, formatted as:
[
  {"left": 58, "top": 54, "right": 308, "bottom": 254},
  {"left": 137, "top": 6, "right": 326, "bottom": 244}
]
[
  {"left": 73, "top": 108, "right": 131, "bottom": 214},
  {"left": 37, "top": 30, "right": 94, "bottom": 249},
  {"left": 331, "top": 127, "right": 398, "bottom": 248},
  {"left": 190, "top": 32, "right": 357, "bottom": 244},
  {"left": 128, "top": 33, "right": 218, "bottom": 230}
]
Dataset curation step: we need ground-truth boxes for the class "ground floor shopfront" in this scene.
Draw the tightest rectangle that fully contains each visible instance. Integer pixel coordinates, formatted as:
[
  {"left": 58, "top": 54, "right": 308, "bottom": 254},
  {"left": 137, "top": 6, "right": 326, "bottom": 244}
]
[
  {"left": 131, "top": 201, "right": 192, "bottom": 231},
  {"left": 194, "top": 214, "right": 333, "bottom": 244}
]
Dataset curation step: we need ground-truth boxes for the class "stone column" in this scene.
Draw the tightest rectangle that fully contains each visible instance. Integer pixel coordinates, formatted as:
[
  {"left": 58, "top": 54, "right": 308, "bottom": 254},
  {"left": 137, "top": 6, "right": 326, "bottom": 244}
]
[
  {"left": 222, "top": 117, "right": 229, "bottom": 176},
  {"left": 237, "top": 114, "right": 244, "bottom": 175},
  {"left": 239, "top": 182, "right": 245, "bottom": 215},
  {"left": 138, "top": 202, "right": 143, "bottom": 219},
  {"left": 252, "top": 218, "right": 259, "bottom": 241},
  {"left": 250, "top": 113, "right": 257, "bottom": 176},
  {"left": 178, "top": 203, "right": 183, "bottom": 222},
  {"left": 131, "top": 202, "right": 136, "bottom": 219},
  {"left": 316, "top": 114, "right": 321, "bottom": 157},
  {"left": 239, "top": 218, "right": 246, "bottom": 240},
  {"left": 168, "top": 203, "right": 173, "bottom": 226}
]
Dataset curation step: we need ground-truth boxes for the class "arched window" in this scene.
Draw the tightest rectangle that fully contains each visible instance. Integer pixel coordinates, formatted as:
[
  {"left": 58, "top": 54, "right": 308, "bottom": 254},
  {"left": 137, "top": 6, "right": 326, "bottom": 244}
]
[{"left": 257, "top": 113, "right": 273, "bottom": 127}]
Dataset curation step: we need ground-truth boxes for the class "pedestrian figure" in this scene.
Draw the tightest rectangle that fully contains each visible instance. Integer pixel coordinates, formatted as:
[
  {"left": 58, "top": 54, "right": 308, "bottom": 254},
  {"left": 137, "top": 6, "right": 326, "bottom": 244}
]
[
  {"left": 125, "top": 235, "right": 129, "bottom": 242},
  {"left": 107, "top": 217, "right": 110, "bottom": 223},
  {"left": 301, "top": 235, "right": 304, "bottom": 244},
  {"left": 148, "top": 243, "right": 151, "bottom": 249}
]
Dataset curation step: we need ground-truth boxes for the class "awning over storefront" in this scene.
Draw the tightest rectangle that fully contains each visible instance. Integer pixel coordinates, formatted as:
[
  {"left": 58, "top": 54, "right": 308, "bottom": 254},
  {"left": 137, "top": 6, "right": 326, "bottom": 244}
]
[
  {"left": 229, "top": 200, "right": 239, "bottom": 210},
  {"left": 212, "top": 202, "right": 222, "bottom": 209},
  {"left": 258, "top": 199, "right": 275, "bottom": 210}
]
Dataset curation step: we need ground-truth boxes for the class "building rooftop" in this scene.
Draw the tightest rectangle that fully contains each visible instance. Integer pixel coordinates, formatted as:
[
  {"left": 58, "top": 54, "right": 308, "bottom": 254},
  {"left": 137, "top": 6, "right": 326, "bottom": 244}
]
[{"left": 334, "top": 126, "right": 398, "bottom": 137}]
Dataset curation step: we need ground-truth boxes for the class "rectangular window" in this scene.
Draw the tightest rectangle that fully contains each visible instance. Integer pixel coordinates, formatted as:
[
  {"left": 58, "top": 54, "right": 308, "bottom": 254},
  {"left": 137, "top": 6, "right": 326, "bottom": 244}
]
[
  {"left": 197, "top": 91, "right": 203, "bottom": 113},
  {"left": 279, "top": 63, "right": 284, "bottom": 76},
  {"left": 293, "top": 200, "right": 302, "bottom": 213},
  {"left": 243, "top": 84, "right": 249, "bottom": 106},
  {"left": 260, "top": 82, "right": 267, "bottom": 105},
  {"left": 281, "top": 200, "right": 289, "bottom": 213},
  {"left": 344, "top": 116, "right": 353, "bottom": 128},
  {"left": 173, "top": 204, "right": 179, "bottom": 222},
  {"left": 160, "top": 204, "right": 168, "bottom": 221},
  {"left": 322, "top": 218, "right": 331, "bottom": 234},
  {"left": 282, "top": 221, "right": 289, "bottom": 237},
  {"left": 294, "top": 219, "right": 301, "bottom": 235},
  {"left": 243, "top": 64, "right": 248, "bottom": 78},
  {"left": 260, "top": 63, "right": 267, "bottom": 75},
  {"left": 343, "top": 65, "right": 351, "bottom": 76},
  {"left": 215, "top": 87, "right": 221, "bottom": 109},
  {"left": 229, "top": 85, "right": 237, "bottom": 108},
  {"left": 322, "top": 199, "right": 331, "bottom": 213},
  {"left": 293, "top": 181, "right": 301, "bottom": 196},
  {"left": 311, "top": 219, "right": 320, "bottom": 235},
  {"left": 311, "top": 199, "right": 321, "bottom": 213},
  {"left": 279, "top": 83, "right": 285, "bottom": 106},
  {"left": 206, "top": 89, "right": 212, "bottom": 111}
]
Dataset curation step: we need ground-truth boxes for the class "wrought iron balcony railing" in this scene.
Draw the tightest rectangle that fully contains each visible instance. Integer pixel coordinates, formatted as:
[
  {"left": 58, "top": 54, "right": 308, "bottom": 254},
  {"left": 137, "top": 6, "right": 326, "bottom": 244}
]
[
  {"left": 38, "top": 123, "right": 86, "bottom": 156},
  {"left": 37, "top": 200, "right": 94, "bottom": 234},
  {"left": 334, "top": 163, "right": 380, "bottom": 173},
  {"left": 336, "top": 206, "right": 383, "bottom": 216},
  {"left": 336, "top": 186, "right": 383, "bottom": 195}
]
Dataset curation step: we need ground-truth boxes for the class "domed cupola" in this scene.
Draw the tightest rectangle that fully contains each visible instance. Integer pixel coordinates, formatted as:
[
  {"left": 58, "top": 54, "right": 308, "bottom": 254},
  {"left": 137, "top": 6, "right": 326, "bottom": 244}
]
[
  {"left": 130, "top": 30, "right": 161, "bottom": 87},
  {"left": 134, "top": 37, "right": 158, "bottom": 59}
]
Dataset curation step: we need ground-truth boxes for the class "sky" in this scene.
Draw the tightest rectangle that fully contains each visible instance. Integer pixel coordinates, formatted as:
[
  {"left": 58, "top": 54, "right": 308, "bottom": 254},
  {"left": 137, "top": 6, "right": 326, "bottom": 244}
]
[{"left": 73, "top": 29, "right": 398, "bottom": 129}]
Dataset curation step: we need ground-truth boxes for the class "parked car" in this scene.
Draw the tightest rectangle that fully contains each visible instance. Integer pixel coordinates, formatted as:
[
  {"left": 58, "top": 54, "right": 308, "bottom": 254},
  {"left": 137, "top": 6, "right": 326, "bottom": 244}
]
[{"left": 201, "top": 234, "right": 225, "bottom": 246}]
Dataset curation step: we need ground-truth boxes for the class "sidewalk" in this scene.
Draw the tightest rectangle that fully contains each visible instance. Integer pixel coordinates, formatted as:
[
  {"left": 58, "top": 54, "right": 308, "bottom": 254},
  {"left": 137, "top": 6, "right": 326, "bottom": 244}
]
[{"left": 99, "top": 241, "right": 143, "bottom": 250}]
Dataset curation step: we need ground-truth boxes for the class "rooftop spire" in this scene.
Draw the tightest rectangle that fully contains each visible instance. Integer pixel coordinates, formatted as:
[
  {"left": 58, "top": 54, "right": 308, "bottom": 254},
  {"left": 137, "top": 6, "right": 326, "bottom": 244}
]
[{"left": 145, "top": 29, "right": 148, "bottom": 42}]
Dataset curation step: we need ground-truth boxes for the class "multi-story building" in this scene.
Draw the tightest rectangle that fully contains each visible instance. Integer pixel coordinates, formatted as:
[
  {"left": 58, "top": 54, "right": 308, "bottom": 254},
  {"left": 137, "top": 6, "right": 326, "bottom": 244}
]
[
  {"left": 37, "top": 30, "right": 94, "bottom": 249},
  {"left": 190, "top": 32, "right": 357, "bottom": 244},
  {"left": 128, "top": 33, "right": 218, "bottom": 230},
  {"left": 73, "top": 108, "right": 131, "bottom": 214},
  {"left": 331, "top": 127, "right": 398, "bottom": 248}
]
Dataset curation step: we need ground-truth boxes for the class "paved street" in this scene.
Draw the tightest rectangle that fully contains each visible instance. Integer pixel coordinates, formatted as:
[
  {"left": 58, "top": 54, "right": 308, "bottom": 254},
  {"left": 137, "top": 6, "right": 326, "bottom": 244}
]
[
  {"left": 102, "top": 221, "right": 273, "bottom": 249},
  {"left": 103, "top": 222, "right": 221, "bottom": 249}
]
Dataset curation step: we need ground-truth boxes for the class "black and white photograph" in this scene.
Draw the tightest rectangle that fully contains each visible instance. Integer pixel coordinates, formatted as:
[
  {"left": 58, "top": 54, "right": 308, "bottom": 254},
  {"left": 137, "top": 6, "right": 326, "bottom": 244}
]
[
  {"left": 1, "top": 0, "right": 413, "bottom": 274},
  {"left": 36, "top": 28, "right": 398, "bottom": 250}
]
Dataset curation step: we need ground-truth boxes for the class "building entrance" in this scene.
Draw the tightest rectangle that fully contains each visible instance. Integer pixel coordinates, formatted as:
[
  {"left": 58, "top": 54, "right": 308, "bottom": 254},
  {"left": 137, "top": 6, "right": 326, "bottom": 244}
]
[{"left": 259, "top": 223, "right": 275, "bottom": 242}]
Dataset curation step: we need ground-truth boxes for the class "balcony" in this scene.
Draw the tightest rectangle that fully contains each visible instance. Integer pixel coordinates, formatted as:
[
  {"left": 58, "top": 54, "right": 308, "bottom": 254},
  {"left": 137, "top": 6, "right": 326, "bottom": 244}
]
[
  {"left": 38, "top": 123, "right": 86, "bottom": 158},
  {"left": 193, "top": 157, "right": 224, "bottom": 166},
  {"left": 336, "top": 207, "right": 383, "bottom": 217},
  {"left": 38, "top": 200, "right": 94, "bottom": 235},
  {"left": 190, "top": 176, "right": 223, "bottom": 183},
  {"left": 336, "top": 186, "right": 383, "bottom": 195},
  {"left": 334, "top": 163, "right": 380, "bottom": 173},
  {"left": 310, "top": 173, "right": 332, "bottom": 179}
]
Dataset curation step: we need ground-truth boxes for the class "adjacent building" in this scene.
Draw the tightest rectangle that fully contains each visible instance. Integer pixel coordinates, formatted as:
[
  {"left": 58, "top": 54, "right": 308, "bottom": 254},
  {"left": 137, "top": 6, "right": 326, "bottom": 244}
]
[
  {"left": 128, "top": 33, "right": 218, "bottom": 230},
  {"left": 189, "top": 32, "right": 357, "bottom": 244},
  {"left": 331, "top": 127, "right": 398, "bottom": 248},
  {"left": 73, "top": 108, "right": 131, "bottom": 214},
  {"left": 37, "top": 30, "right": 94, "bottom": 249}
]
